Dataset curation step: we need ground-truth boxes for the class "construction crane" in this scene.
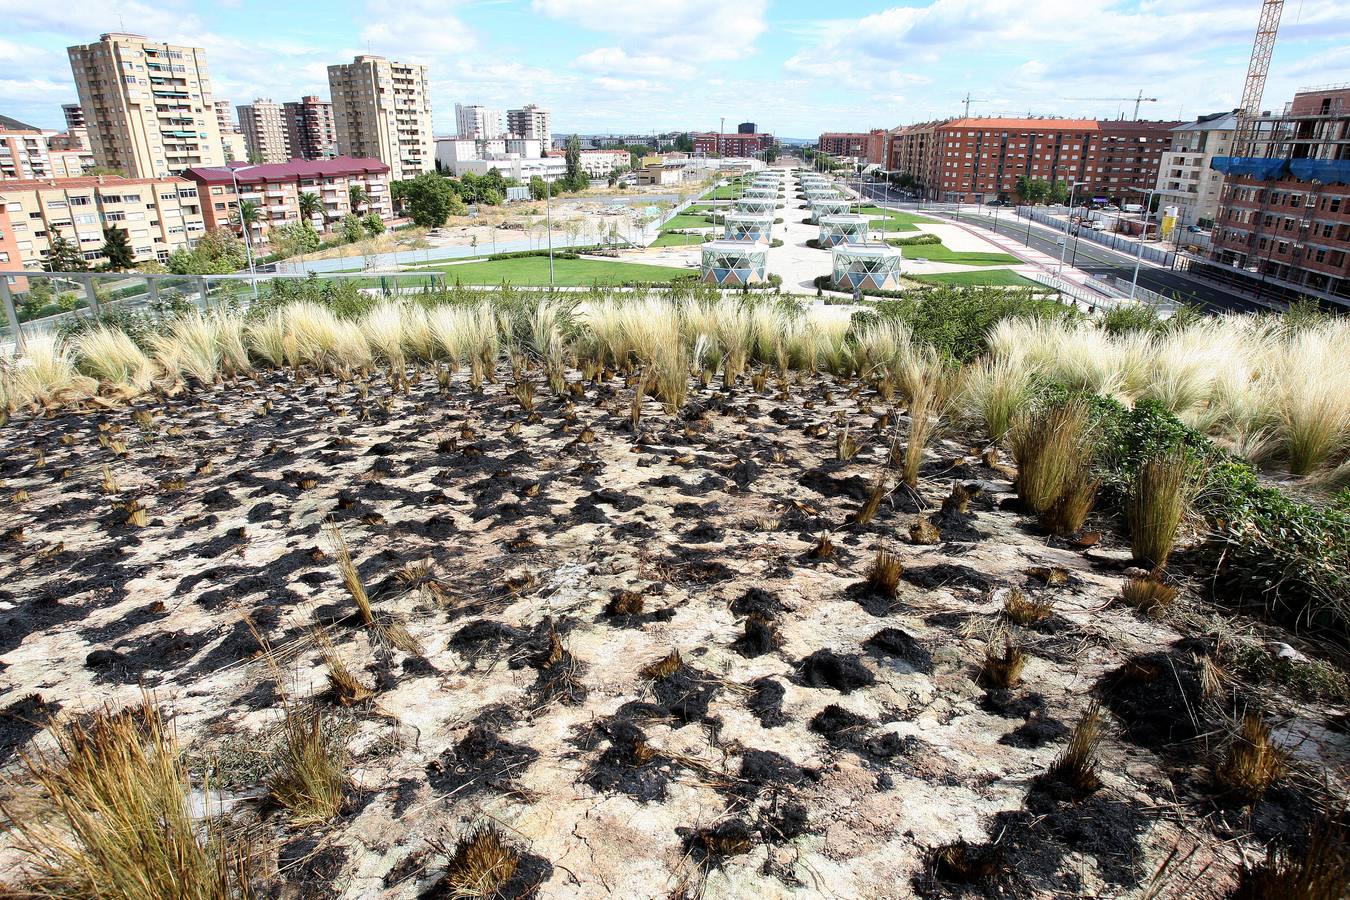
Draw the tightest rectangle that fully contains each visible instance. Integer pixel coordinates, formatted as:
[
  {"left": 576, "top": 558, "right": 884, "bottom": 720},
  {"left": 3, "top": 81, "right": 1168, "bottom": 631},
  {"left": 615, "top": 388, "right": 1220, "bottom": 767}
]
[
  {"left": 1062, "top": 90, "right": 1159, "bottom": 119},
  {"left": 1234, "top": 0, "right": 1285, "bottom": 155},
  {"left": 960, "top": 93, "right": 988, "bottom": 118}
]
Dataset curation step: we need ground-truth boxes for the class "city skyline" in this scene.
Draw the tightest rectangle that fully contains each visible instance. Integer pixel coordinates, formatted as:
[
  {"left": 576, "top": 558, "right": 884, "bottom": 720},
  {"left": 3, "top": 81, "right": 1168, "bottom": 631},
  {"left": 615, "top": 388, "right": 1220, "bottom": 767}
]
[{"left": 1, "top": 0, "right": 1349, "bottom": 138}]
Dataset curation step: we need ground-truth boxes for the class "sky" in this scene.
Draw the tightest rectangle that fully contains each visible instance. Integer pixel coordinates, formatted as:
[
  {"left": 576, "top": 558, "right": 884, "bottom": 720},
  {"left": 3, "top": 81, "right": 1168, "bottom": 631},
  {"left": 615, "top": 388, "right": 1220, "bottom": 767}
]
[{"left": 2, "top": 0, "right": 1349, "bottom": 139}]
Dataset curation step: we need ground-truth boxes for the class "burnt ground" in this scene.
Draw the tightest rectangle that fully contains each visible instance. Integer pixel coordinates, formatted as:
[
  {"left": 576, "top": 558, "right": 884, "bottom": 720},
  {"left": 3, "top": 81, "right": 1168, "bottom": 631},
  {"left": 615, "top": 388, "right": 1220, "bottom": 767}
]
[{"left": 0, "top": 363, "right": 1346, "bottom": 898}]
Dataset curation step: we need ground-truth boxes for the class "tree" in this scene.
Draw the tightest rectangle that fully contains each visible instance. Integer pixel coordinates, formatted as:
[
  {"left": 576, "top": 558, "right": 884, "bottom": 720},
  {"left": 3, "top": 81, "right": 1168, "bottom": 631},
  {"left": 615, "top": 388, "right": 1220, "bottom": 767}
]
[
  {"left": 298, "top": 191, "right": 323, "bottom": 230},
  {"left": 404, "top": 173, "right": 455, "bottom": 228},
  {"left": 765, "top": 145, "right": 780, "bottom": 163},
  {"left": 1048, "top": 180, "right": 1071, "bottom": 205},
  {"left": 100, "top": 225, "right": 136, "bottom": 271},
  {"left": 529, "top": 175, "right": 548, "bottom": 201},
  {"left": 269, "top": 221, "right": 321, "bottom": 258},
  {"left": 362, "top": 212, "right": 385, "bottom": 238},
  {"left": 390, "top": 180, "right": 411, "bottom": 216},
  {"left": 167, "top": 227, "right": 248, "bottom": 275},
  {"left": 340, "top": 213, "right": 364, "bottom": 244},
  {"left": 349, "top": 184, "right": 369, "bottom": 213},
  {"left": 1015, "top": 176, "right": 1052, "bottom": 205},
  {"left": 674, "top": 132, "right": 694, "bottom": 153},
  {"left": 564, "top": 134, "right": 584, "bottom": 191},
  {"left": 232, "top": 199, "right": 260, "bottom": 235},
  {"left": 481, "top": 187, "right": 503, "bottom": 207},
  {"left": 43, "top": 234, "right": 87, "bottom": 272}
]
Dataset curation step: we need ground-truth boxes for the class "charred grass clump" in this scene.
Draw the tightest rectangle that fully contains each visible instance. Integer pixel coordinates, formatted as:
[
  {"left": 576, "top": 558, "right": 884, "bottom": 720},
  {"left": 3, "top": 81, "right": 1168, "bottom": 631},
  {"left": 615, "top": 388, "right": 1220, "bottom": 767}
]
[
  {"left": 268, "top": 705, "right": 348, "bottom": 825},
  {"left": 1214, "top": 714, "right": 1287, "bottom": 803},
  {"left": 2, "top": 696, "right": 255, "bottom": 898},
  {"left": 1227, "top": 820, "right": 1349, "bottom": 900},
  {"left": 1008, "top": 398, "right": 1099, "bottom": 536}
]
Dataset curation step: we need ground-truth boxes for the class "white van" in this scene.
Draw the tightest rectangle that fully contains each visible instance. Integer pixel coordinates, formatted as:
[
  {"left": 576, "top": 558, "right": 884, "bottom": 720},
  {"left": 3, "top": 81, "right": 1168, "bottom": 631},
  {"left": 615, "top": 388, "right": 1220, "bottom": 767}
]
[{"left": 1122, "top": 203, "right": 1143, "bottom": 213}]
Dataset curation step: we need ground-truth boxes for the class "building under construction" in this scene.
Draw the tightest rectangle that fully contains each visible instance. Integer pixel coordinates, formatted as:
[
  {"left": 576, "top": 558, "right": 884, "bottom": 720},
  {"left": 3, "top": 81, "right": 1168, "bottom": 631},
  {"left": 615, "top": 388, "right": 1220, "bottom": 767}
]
[{"left": 1194, "top": 85, "right": 1350, "bottom": 306}]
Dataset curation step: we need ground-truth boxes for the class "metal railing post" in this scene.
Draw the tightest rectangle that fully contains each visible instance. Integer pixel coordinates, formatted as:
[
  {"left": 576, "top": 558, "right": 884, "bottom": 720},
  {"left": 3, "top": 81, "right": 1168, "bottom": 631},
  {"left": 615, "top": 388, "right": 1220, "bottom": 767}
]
[
  {"left": 146, "top": 275, "right": 160, "bottom": 311},
  {"left": 0, "top": 276, "right": 23, "bottom": 353},
  {"left": 198, "top": 277, "right": 209, "bottom": 310},
  {"left": 82, "top": 274, "right": 101, "bottom": 317}
]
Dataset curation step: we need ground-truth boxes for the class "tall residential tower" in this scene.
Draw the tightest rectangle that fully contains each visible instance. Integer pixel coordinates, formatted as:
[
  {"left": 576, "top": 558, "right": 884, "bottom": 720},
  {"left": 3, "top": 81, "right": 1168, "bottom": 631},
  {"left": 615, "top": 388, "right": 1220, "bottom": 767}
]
[
  {"left": 66, "top": 32, "right": 223, "bottom": 178},
  {"left": 283, "top": 96, "right": 337, "bottom": 160},
  {"left": 328, "top": 55, "right": 433, "bottom": 180},
  {"left": 237, "top": 98, "right": 291, "bottom": 164}
]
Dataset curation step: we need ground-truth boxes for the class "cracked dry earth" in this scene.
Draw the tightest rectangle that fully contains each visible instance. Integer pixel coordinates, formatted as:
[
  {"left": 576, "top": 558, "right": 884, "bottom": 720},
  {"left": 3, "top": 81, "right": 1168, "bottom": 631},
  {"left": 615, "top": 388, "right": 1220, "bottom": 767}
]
[{"left": 0, "top": 364, "right": 1346, "bottom": 899}]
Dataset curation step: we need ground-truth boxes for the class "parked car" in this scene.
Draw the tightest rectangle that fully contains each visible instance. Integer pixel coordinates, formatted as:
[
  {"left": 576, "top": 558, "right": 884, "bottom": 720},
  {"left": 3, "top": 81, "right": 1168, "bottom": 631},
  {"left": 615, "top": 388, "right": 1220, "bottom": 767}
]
[
  {"left": 986, "top": 199, "right": 1010, "bottom": 207},
  {"left": 1186, "top": 224, "right": 1206, "bottom": 234}
]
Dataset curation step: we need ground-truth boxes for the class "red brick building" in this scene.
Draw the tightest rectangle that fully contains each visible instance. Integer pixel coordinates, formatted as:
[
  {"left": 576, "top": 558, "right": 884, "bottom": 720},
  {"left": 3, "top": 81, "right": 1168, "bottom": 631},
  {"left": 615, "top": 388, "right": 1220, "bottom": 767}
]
[
  {"left": 1197, "top": 86, "right": 1350, "bottom": 306},
  {"left": 692, "top": 132, "right": 775, "bottom": 157},
  {"left": 883, "top": 116, "right": 1179, "bottom": 203},
  {"left": 817, "top": 132, "right": 870, "bottom": 157}
]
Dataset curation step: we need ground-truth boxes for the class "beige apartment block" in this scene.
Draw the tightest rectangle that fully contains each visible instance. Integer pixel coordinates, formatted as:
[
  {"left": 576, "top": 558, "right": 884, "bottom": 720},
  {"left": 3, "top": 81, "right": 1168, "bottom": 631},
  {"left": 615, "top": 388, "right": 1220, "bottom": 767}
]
[
  {"left": 0, "top": 174, "right": 206, "bottom": 268},
  {"left": 507, "top": 104, "right": 551, "bottom": 145},
  {"left": 67, "top": 32, "right": 224, "bottom": 178},
  {"left": 0, "top": 127, "right": 55, "bottom": 181},
  {"left": 328, "top": 55, "right": 433, "bottom": 181},
  {"left": 238, "top": 99, "right": 292, "bottom": 164},
  {"left": 1155, "top": 111, "right": 1237, "bottom": 228}
]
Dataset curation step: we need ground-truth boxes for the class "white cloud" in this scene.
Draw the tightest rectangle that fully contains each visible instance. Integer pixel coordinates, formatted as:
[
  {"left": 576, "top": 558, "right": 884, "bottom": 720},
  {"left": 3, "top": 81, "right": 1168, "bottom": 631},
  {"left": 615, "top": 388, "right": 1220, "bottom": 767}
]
[
  {"left": 533, "top": 0, "right": 768, "bottom": 62},
  {"left": 574, "top": 47, "right": 672, "bottom": 77}
]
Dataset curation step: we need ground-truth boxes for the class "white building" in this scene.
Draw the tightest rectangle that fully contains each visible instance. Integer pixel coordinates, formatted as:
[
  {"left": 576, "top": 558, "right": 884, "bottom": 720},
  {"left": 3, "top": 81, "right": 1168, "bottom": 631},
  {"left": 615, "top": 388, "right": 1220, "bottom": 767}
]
[
  {"left": 456, "top": 156, "right": 567, "bottom": 184},
  {"left": 1154, "top": 111, "right": 1237, "bottom": 228},
  {"left": 547, "top": 149, "right": 629, "bottom": 178},
  {"left": 455, "top": 104, "right": 505, "bottom": 140}
]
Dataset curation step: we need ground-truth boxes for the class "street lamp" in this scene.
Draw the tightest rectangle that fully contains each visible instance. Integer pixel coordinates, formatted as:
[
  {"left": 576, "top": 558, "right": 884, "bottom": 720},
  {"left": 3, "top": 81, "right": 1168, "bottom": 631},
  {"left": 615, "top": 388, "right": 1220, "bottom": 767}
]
[
  {"left": 229, "top": 165, "right": 260, "bottom": 304},
  {"left": 1056, "top": 181, "right": 1089, "bottom": 275},
  {"left": 1125, "top": 186, "right": 1156, "bottom": 301},
  {"left": 545, "top": 176, "right": 555, "bottom": 286}
]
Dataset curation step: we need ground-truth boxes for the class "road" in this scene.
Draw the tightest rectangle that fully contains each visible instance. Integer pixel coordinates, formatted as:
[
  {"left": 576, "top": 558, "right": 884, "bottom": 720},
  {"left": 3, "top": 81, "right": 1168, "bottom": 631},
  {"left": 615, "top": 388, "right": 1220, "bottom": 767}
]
[{"left": 856, "top": 184, "right": 1268, "bottom": 314}]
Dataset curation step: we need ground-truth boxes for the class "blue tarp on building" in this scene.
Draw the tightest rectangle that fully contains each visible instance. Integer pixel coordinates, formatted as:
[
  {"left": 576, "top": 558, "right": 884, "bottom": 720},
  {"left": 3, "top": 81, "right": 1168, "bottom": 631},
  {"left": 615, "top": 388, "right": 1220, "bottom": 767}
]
[
  {"left": 1288, "top": 159, "right": 1350, "bottom": 185},
  {"left": 1210, "top": 157, "right": 1290, "bottom": 179}
]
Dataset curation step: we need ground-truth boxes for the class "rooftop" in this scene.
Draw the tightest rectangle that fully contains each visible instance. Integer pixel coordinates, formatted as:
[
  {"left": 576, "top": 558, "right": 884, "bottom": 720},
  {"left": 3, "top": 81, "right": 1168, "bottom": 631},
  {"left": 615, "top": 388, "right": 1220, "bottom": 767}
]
[{"left": 183, "top": 157, "right": 391, "bottom": 185}]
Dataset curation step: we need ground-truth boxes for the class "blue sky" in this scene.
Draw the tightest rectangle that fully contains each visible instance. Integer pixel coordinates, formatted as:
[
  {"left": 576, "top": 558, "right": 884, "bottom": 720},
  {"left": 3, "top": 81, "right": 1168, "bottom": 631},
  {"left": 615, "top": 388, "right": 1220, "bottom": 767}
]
[{"left": 2, "top": 0, "right": 1349, "bottom": 138}]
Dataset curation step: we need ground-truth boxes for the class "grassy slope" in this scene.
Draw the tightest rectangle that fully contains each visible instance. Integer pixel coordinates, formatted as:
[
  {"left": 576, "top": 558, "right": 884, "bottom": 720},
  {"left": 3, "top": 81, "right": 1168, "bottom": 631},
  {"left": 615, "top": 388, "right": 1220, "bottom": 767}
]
[
  {"left": 890, "top": 241, "right": 1020, "bottom": 266},
  {"left": 661, "top": 214, "right": 717, "bottom": 231},
  {"left": 857, "top": 207, "right": 937, "bottom": 233},
  {"left": 650, "top": 232, "right": 708, "bottom": 248},
  {"left": 435, "top": 256, "right": 689, "bottom": 286}
]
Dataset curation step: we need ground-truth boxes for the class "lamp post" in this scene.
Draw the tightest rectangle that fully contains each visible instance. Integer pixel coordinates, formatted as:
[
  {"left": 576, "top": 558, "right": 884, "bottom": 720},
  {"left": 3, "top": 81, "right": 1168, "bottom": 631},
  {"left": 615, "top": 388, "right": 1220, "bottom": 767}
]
[
  {"left": 1056, "top": 180, "right": 1089, "bottom": 275},
  {"left": 1126, "top": 187, "right": 1156, "bottom": 301},
  {"left": 545, "top": 176, "right": 555, "bottom": 286},
  {"left": 229, "top": 165, "right": 259, "bottom": 304}
]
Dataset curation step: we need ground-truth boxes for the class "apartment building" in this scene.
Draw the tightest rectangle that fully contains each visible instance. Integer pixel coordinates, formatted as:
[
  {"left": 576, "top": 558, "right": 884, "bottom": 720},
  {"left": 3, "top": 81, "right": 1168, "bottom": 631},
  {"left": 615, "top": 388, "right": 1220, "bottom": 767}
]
[
  {"left": 882, "top": 116, "right": 1178, "bottom": 202},
  {"left": 237, "top": 99, "right": 291, "bottom": 164},
  {"left": 329, "top": 56, "right": 433, "bottom": 181},
  {"left": 67, "top": 32, "right": 224, "bottom": 178},
  {"left": 284, "top": 96, "right": 337, "bottom": 160},
  {"left": 0, "top": 119, "right": 55, "bottom": 181},
  {"left": 1199, "top": 87, "right": 1350, "bottom": 306},
  {"left": 62, "top": 103, "right": 86, "bottom": 131},
  {"left": 184, "top": 157, "right": 392, "bottom": 242},
  {"left": 817, "top": 133, "right": 871, "bottom": 158},
  {"left": 213, "top": 100, "right": 235, "bottom": 134},
  {"left": 692, "top": 132, "right": 775, "bottom": 157},
  {"left": 506, "top": 105, "right": 551, "bottom": 145},
  {"left": 456, "top": 104, "right": 505, "bottom": 140},
  {"left": 1154, "top": 111, "right": 1237, "bottom": 227},
  {"left": 0, "top": 174, "right": 206, "bottom": 268}
]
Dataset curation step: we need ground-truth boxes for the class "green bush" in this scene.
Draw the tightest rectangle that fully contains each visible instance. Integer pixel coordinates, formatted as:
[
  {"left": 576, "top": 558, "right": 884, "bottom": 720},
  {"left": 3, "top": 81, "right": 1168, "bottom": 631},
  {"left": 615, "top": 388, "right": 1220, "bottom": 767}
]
[
  {"left": 892, "top": 233, "right": 942, "bottom": 247},
  {"left": 868, "top": 286, "right": 1079, "bottom": 362}
]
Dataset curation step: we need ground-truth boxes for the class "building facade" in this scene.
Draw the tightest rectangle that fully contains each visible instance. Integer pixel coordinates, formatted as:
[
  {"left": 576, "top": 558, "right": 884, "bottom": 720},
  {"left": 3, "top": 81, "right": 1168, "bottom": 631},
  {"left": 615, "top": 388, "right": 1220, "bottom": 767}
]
[
  {"left": 506, "top": 105, "right": 551, "bottom": 145},
  {"left": 545, "top": 148, "right": 629, "bottom": 178},
  {"left": 237, "top": 99, "right": 291, "bottom": 164},
  {"left": 456, "top": 104, "right": 505, "bottom": 140},
  {"left": 1199, "top": 87, "right": 1350, "bottom": 306},
  {"left": 817, "top": 132, "right": 871, "bottom": 158},
  {"left": 284, "top": 96, "right": 337, "bottom": 160},
  {"left": 0, "top": 174, "right": 206, "bottom": 268},
  {"left": 692, "top": 132, "right": 774, "bottom": 157},
  {"left": 184, "top": 157, "right": 392, "bottom": 242},
  {"left": 1154, "top": 111, "right": 1237, "bottom": 227},
  {"left": 328, "top": 56, "right": 433, "bottom": 181},
  {"left": 0, "top": 124, "right": 56, "bottom": 181},
  {"left": 213, "top": 100, "right": 235, "bottom": 135},
  {"left": 67, "top": 32, "right": 224, "bottom": 178},
  {"left": 882, "top": 116, "right": 1179, "bottom": 202},
  {"left": 61, "top": 103, "right": 86, "bottom": 131},
  {"left": 738, "top": 122, "right": 757, "bottom": 135}
]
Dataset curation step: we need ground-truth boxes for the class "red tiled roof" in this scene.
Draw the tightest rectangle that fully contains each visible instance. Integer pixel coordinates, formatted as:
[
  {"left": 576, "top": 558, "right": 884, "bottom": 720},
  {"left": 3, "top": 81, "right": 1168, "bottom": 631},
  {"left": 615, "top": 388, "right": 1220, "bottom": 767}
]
[
  {"left": 183, "top": 156, "right": 390, "bottom": 185},
  {"left": 0, "top": 174, "right": 188, "bottom": 191}
]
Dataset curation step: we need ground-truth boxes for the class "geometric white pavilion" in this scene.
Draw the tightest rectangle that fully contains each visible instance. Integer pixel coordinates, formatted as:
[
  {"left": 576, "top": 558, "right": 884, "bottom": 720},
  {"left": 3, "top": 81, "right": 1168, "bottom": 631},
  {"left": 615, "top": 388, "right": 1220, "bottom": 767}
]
[
  {"left": 701, "top": 240, "right": 769, "bottom": 286},
  {"left": 723, "top": 212, "right": 775, "bottom": 243},
  {"left": 832, "top": 245, "right": 903, "bottom": 291},
  {"left": 818, "top": 214, "right": 872, "bottom": 247}
]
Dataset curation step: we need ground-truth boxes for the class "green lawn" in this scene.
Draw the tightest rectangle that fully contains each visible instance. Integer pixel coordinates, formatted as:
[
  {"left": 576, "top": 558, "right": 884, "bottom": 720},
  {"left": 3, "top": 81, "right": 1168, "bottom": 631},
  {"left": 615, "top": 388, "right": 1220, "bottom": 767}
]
[
  {"left": 434, "top": 256, "right": 690, "bottom": 286},
  {"left": 701, "top": 185, "right": 746, "bottom": 200},
  {"left": 651, "top": 232, "right": 708, "bottom": 248},
  {"left": 858, "top": 207, "right": 938, "bottom": 233},
  {"left": 910, "top": 269, "right": 1037, "bottom": 287},
  {"left": 661, "top": 213, "right": 718, "bottom": 231},
  {"left": 889, "top": 240, "right": 1020, "bottom": 266}
]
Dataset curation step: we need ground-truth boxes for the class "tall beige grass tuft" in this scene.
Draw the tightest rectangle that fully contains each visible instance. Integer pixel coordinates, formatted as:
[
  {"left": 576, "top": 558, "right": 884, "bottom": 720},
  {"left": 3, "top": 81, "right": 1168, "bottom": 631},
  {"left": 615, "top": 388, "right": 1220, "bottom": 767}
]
[
  {"left": 73, "top": 327, "right": 156, "bottom": 393},
  {"left": 1128, "top": 449, "right": 1198, "bottom": 570},
  {"left": 0, "top": 333, "right": 96, "bottom": 408},
  {"left": 1272, "top": 319, "right": 1350, "bottom": 476},
  {"left": 2, "top": 695, "right": 254, "bottom": 898},
  {"left": 959, "top": 355, "right": 1032, "bottom": 443}
]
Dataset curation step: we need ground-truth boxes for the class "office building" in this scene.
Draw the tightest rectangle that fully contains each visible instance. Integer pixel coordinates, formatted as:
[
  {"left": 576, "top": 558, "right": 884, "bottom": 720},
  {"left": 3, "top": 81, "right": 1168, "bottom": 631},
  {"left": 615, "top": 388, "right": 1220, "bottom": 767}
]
[
  {"left": 328, "top": 55, "right": 433, "bottom": 180},
  {"left": 67, "top": 32, "right": 224, "bottom": 178},
  {"left": 456, "top": 103, "right": 505, "bottom": 140},
  {"left": 507, "top": 105, "right": 551, "bottom": 145},
  {"left": 1199, "top": 86, "right": 1350, "bottom": 306},
  {"left": 0, "top": 173, "right": 206, "bottom": 267},
  {"left": 1154, "top": 111, "right": 1238, "bottom": 227},
  {"left": 237, "top": 99, "right": 291, "bottom": 164},
  {"left": 184, "top": 156, "right": 392, "bottom": 239},
  {"left": 738, "top": 122, "right": 757, "bottom": 134},
  {"left": 284, "top": 96, "right": 337, "bottom": 160}
]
